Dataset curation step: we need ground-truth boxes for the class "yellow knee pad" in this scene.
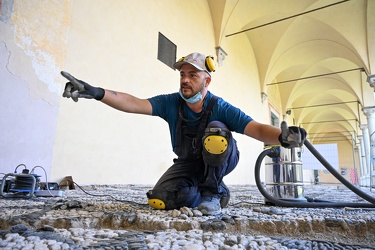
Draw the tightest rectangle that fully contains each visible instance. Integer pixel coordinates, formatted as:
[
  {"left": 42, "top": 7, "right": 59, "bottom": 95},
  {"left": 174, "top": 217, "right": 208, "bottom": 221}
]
[
  {"left": 203, "top": 135, "right": 228, "bottom": 154},
  {"left": 148, "top": 198, "right": 166, "bottom": 209}
]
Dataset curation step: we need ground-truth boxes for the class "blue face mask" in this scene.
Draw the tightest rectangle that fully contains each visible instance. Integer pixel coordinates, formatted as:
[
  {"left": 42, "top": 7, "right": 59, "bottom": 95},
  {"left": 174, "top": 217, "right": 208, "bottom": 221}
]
[{"left": 179, "top": 89, "right": 202, "bottom": 104}]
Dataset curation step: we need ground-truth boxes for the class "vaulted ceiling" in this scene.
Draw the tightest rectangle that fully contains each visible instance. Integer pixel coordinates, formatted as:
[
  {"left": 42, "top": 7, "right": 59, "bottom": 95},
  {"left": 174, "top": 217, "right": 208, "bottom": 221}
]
[{"left": 208, "top": 0, "right": 375, "bottom": 144}]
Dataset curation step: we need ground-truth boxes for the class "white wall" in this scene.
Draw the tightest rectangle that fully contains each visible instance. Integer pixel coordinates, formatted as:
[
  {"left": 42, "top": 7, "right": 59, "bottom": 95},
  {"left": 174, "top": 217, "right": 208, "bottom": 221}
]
[{"left": 0, "top": 1, "right": 66, "bottom": 178}]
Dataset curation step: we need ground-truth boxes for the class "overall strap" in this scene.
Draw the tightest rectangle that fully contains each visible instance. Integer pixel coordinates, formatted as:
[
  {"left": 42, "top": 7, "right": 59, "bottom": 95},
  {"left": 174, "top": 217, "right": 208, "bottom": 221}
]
[
  {"left": 174, "top": 98, "right": 184, "bottom": 154},
  {"left": 194, "top": 95, "right": 218, "bottom": 150},
  {"left": 174, "top": 95, "right": 219, "bottom": 158}
]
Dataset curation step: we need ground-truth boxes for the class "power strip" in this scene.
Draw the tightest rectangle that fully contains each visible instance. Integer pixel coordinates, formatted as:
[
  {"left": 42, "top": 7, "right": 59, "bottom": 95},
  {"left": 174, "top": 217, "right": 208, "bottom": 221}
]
[{"left": 35, "top": 190, "right": 64, "bottom": 197}]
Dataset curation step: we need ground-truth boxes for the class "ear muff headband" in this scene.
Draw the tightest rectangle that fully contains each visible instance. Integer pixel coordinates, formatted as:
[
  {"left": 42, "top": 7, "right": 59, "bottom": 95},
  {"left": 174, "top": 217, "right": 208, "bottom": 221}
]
[
  {"left": 177, "top": 55, "right": 216, "bottom": 73},
  {"left": 205, "top": 56, "right": 216, "bottom": 73}
]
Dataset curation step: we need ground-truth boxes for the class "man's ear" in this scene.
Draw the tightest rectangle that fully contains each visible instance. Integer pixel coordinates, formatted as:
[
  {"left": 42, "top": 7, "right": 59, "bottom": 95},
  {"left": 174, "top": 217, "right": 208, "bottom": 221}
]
[{"left": 205, "top": 76, "right": 211, "bottom": 87}]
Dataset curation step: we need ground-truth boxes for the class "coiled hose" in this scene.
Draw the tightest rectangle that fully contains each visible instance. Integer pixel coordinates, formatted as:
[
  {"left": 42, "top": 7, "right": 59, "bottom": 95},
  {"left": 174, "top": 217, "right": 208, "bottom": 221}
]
[{"left": 254, "top": 139, "right": 375, "bottom": 208}]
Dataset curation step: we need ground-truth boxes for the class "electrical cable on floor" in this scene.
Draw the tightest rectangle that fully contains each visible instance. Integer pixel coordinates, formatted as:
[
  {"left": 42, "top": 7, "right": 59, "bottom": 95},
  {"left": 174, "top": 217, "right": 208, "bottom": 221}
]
[
  {"left": 69, "top": 180, "right": 148, "bottom": 208},
  {"left": 230, "top": 201, "right": 264, "bottom": 206}
]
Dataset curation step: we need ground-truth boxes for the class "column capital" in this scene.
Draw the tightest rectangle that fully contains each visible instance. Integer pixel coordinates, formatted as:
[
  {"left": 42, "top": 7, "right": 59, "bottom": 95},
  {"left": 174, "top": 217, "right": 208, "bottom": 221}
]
[
  {"left": 362, "top": 106, "right": 375, "bottom": 115},
  {"left": 360, "top": 124, "right": 368, "bottom": 130},
  {"left": 215, "top": 46, "right": 227, "bottom": 67}
]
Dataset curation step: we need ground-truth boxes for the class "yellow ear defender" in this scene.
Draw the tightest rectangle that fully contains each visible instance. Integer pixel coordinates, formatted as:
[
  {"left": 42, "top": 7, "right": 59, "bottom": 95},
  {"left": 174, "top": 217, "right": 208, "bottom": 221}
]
[
  {"left": 177, "top": 57, "right": 185, "bottom": 63},
  {"left": 176, "top": 55, "right": 216, "bottom": 73},
  {"left": 205, "top": 56, "right": 216, "bottom": 73}
]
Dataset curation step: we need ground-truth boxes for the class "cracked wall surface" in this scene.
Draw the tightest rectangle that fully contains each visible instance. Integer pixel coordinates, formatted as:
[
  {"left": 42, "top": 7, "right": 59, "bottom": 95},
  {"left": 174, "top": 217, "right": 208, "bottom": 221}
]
[{"left": 0, "top": 0, "right": 70, "bottom": 175}]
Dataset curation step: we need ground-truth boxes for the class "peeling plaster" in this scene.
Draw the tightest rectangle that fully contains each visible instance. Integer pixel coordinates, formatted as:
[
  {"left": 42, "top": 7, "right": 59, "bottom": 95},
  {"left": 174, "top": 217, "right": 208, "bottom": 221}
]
[
  {"left": 21, "top": 40, "right": 62, "bottom": 94},
  {"left": 0, "top": 0, "right": 70, "bottom": 106},
  {"left": 2, "top": 1, "right": 69, "bottom": 104},
  {"left": 10, "top": 0, "right": 68, "bottom": 98},
  {"left": 0, "top": 21, "right": 59, "bottom": 106}
]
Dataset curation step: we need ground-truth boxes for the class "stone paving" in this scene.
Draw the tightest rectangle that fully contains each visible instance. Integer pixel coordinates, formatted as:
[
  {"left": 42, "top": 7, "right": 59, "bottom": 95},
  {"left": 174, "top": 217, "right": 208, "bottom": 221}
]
[{"left": 0, "top": 184, "right": 375, "bottom": 249}]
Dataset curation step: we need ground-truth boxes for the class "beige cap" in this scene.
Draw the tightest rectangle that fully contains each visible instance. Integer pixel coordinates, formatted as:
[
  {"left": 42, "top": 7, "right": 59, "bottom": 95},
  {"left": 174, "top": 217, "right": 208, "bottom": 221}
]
[{"left": 173, "top": 52, "right": 215, "bottom": 76}]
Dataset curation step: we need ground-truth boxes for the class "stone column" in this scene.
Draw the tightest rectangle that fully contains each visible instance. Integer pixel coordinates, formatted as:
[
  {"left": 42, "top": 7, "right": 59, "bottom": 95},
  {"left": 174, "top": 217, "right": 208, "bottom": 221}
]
[
  {"left": 363, "top": 106, "right": 375, "bottom": 187},
  {"left": 360, "top": 125, "right": 370, "bottom": 186},
  {"left": 357, "top": 135, "right": 366, "bottom": 185},
  {"left": 351, "top": 133, "right": 359, "bottom": 185}
]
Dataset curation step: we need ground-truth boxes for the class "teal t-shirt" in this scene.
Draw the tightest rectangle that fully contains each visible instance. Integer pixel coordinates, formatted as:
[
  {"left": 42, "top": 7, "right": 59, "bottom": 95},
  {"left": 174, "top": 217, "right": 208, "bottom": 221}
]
[{"left": 148, "top": 91, "right": 253, "bottom": 150}]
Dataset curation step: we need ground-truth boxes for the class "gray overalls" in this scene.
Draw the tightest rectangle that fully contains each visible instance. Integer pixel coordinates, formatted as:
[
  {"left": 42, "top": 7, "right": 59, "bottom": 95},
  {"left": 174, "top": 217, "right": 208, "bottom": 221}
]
[{"left": 146, "top": 95, "right": 239, "bottom": 209}]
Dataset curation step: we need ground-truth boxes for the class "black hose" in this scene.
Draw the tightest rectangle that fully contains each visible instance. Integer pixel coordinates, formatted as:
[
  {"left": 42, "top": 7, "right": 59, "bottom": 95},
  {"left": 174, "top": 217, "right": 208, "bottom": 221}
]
[
  {"left": 304, "top": 140, "right": 375, "bottom": 204},
  {"left": 254, "top": 140, "right": 375, "bottom": 208}
]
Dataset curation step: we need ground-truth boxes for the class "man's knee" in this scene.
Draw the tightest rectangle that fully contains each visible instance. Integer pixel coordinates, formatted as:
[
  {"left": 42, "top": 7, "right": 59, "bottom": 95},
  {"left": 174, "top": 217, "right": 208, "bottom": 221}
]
[
  {"left": 202, "top": 121, "right": 232, "bottom": 166},
  {"left": 146, "top": 186, "right": 200, "bottom": 210},
  {"left": 146, "top": 189, "right": 176, "bottom": 210}
]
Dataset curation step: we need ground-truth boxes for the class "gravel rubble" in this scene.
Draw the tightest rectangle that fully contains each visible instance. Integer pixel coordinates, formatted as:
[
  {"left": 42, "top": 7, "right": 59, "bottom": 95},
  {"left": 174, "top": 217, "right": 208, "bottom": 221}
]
[{"left": 0, "top": 184, "right": 374, "bottom": 249}]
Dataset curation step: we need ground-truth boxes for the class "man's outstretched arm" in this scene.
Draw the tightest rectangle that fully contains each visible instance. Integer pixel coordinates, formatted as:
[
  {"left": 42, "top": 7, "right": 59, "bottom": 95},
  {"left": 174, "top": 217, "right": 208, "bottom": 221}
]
[
  {"left": 101, "top": 89, "right": 152, "bottom": 115},
  {"left": 61, "top": 71, "right": 152, "bottom": 115},
  {"left": 243, "top": 120, "right": 281, "bottom": 145},
  {"left": 244, "top": 120, "right": 307, "bottom": 148}
]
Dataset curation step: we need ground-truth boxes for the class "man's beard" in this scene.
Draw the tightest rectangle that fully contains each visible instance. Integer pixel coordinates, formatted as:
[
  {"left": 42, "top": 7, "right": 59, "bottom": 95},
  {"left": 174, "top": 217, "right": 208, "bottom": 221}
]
[{"left": 180, "top": 81, "right": 205, "bottom": 99}]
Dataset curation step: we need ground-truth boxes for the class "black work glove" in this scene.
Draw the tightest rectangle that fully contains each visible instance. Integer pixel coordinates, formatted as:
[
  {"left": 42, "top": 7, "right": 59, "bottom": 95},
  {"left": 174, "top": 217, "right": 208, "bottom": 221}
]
[
  {"left": 278, "top": 121, "right": 307, "bottom": 148},
  {"left": 61, "top": 71, "right": 105, "bottom": 102}
]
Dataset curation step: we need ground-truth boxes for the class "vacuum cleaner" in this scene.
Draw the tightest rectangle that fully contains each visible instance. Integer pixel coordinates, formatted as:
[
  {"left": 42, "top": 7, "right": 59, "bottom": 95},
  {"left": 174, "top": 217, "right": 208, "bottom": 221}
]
[{"left": 256, "top": 122, "right": 375, "bottom": 208}]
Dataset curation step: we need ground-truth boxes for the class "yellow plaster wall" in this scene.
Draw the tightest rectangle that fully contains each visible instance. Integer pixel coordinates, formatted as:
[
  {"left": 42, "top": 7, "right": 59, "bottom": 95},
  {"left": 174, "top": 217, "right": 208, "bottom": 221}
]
[
  {"left": 51, "top": 0, "right": 267, "bottom": 185},
  {"left": 318, "top": 141, "right": 358, "bottom": 184}
]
